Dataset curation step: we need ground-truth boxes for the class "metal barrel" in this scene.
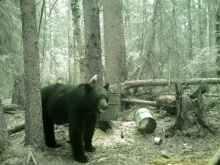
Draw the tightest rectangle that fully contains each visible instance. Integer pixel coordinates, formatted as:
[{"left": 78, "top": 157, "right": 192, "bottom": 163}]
[{"left": 134, "top": 108, "right": 157, "bottom": 133}]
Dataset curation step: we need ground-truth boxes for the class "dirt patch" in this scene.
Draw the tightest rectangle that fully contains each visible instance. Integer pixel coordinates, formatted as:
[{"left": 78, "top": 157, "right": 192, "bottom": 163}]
[{"left": 1, "top": 107, "right": 220, "bottom": 165}]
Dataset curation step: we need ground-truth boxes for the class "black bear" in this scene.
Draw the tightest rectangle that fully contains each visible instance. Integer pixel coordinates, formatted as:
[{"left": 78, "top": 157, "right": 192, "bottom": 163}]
[{"left": 41, "top": 81, "right": 109, "bottom": 163}]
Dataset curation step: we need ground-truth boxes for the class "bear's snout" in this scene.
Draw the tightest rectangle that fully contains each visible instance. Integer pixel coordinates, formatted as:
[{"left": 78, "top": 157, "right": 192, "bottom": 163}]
[{"left": 98, "top": 98, "right": 108, "bottom": 113}]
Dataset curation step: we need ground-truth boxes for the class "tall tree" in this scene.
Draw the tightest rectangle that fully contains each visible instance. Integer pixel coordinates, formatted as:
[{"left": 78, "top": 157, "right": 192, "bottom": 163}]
[
  {"left": 20, "top": 0, "right": 44, "bottom": 147},
  {"left": 187, "top": 0, "right": 193, "bottom": 60},
  {"left": 216, "top": 1, "right": 220, "bottom": 76},
  {"left": 208, "top": 0, "right": 214, "bottom": 47},
  {"left": 83, "top": 0, "right": 102, "bottom": 84},
  {"left": 70, "top": 0, "right": 85, "bottom": 83},
  {"left": 171, "top": 0, "right": 180, "bottom": 79},
  {"left": 103, "top": 0, "right": 127, "bottom": 86}
]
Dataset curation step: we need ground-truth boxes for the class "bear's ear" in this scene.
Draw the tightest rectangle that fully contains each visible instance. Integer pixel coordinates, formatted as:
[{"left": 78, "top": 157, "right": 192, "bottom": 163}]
[
  {"left": 85, "top": 83, "right": 93, "bottom": 92},
  {"left": 90, "top": 74, "right": 98, "bottom": 84},
  {"left": 90, "top": 79, "right": 96, "bottom": 84},
  {"left": 103, "top": 83, "right": 109, "bottom": 91}
]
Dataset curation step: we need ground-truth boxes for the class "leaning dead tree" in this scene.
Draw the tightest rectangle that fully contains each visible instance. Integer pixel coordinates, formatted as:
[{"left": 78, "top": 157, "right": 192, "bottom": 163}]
[{"left": 165, "top": 83, "right": 214, "bottom": 137}]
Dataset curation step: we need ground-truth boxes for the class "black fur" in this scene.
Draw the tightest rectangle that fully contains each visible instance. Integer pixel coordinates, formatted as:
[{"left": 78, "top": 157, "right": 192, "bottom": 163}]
[{"left": 41, "top": 83, "right": 109, "bottom": 163}]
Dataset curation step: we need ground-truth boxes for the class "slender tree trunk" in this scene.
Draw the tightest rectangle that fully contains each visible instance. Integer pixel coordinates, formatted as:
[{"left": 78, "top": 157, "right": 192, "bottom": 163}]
[
  {"left": 171, "top": 0, "right": 180, "bottom": 79},
  {"left": 187, "top": 0, "right": 193, "bottom": 60},
  {"left": 0, "top": 98, "right": 9, "bottom": 153},
  {"left": 208, "top": 0, "right": 214, "bottom": 47},
  {"left": 20, "top": 0, "right": 44, "bottom": 147},
  {"left": 67, "top": 1, "right": 73, "bottom": 84},
  {"left": 70, "top": 0, "right": 85, "bottom": 83},
  {"left": 216, "top": 2, "right": 220, "bottom": 76},
  {"left": 198, "top": 0, "right": 204, "bottom": 48},
  {"left": 83, "top": 0, "right": 103, "bottom": 84}
]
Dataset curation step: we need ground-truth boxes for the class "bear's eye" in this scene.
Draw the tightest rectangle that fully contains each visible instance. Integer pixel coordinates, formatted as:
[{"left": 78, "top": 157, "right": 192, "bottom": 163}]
[{"left": 99, "top": 95, "right": 108, "bottom": 102}]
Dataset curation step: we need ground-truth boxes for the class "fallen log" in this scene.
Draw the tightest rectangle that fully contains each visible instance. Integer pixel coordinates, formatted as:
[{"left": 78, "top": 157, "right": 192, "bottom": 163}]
[
  {"left": 121, "top": 98, "right": 156, "bottom": 106},
  {"left": 123, "top": 78, "right": 220, "bottom": 89},
  {"left": 3, "top": 104, "right": 22, "bottom": 112},
  {"left": 8, "top": 121, "right": 25, "bottom": 134},
  {"left": 156, "top": 95, "right": 176, "bottom": 114}
]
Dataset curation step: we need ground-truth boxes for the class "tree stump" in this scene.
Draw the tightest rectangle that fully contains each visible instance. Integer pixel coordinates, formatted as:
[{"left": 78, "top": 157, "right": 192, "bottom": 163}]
[{"left": 165, "top": 83, "right": 213, "bottom": 137}]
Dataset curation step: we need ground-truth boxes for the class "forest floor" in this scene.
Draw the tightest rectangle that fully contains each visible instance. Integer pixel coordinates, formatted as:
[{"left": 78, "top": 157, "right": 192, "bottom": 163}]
[{"left": 1, "top": 102, "right": 220, "bottom": 165}]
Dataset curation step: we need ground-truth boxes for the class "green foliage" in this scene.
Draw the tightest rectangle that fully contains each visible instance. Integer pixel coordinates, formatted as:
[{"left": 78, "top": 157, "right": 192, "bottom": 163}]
[
  {"left": 1, "top": 0, "right": 219, "bottom": 97},
  {"left": 185, "top": 47, "right": 218, "bottom": 78},
  {"left": 37, "top": 0, "right": 71, "bottom": 85},
  {"left": 0, "top": 0, "right": 22, "bottom": 97}
]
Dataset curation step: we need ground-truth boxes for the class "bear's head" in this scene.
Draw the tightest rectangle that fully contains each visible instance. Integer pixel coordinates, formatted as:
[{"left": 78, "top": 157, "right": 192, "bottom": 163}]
[{"left": 85, "top": 83, "right": 109, "bottom": 113}]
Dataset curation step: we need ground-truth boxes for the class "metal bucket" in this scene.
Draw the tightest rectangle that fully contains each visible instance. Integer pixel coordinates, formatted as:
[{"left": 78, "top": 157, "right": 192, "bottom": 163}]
[
  {"left": 100, "top": 93, "right": 119, "bottom": 121},
  {"left": 134, "top": 108, "right": 157, "bottom": 133}
]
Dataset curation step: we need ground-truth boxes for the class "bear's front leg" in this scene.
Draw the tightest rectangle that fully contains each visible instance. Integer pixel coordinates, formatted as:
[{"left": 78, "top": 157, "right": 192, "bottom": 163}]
[
  {"left": 42, "top": 111, "right": 60, "bottom": 148},
  {"left": 84, "top": 113, "right": 97, "bottom": 152},
  {"left": 69, "top": 121, "right": 88, "bottom": 163}
]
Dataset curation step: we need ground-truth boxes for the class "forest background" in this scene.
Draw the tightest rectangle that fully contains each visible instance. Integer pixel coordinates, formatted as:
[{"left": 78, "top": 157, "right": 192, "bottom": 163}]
[
  {"left": 1, "top": 0, "right": 220, "bottom": 99},
  {"left": 1, "top": 1, "right": 220, "bottom": 164}
]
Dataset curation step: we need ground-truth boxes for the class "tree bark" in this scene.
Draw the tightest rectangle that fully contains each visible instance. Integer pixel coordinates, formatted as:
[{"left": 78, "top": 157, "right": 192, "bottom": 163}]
[
  {"left": 103, "top": 0, "right": 127, "bottom": 85},
  {"left": 83, "top": 0, "right": 103, "bottom": 85},
  {"left": 216, "top": 2, "right": 220, "bottom": 76},
  {"left": 20, "top": 0, "right": 44, "bottom": 147},
  {"left": 70, "top": 0, "right": 84, "bottom": 83}
]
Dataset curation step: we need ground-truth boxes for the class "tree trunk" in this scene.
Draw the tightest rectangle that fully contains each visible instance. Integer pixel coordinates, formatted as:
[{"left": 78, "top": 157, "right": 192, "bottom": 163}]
[
  {"left": 216, "top": 2, "right": 220, "bottom": 76},
  {"left": 70, "top": 0, "right": 84, "bottom": 84},
  {"left": 83, "top": 0, "right": 103, "bottom": 85},
  {"left": 208, "top": 0, "right": 214, "bottom": 47},
  {"left": 171, "top": 0, "right": 180, "bottom": 79},
  {"left": 187, "top": 0, "right": 193, "bottom": 60},
  {"left": 11, "top": 74, "right": 25, "bottom": 107},
  {"left": 103, "top": 0, "right": 127, "bottom": 86},
  {"left": 20, "top": 0, "right": 44, "bottom": 147},
  {"left": 0, "top": 98, "right": 9, "bottom": 153},
  {"left": 198, "top": 0, "right": 204, "bottom": 48}
]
